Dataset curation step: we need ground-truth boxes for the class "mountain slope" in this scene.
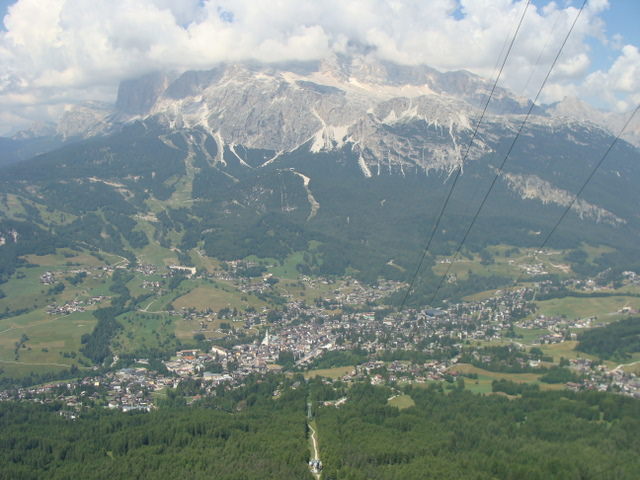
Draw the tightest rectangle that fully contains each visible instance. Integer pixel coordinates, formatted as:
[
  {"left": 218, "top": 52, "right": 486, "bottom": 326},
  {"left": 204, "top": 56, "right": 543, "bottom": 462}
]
[{"left": 1, "top": 56, "right": 639, "bottom": 303}]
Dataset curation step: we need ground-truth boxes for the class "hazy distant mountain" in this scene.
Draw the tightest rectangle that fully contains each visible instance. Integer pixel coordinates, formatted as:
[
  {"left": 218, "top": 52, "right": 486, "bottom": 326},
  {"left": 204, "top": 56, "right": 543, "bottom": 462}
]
[{"left": 546, "top": 96, "right": 640, "bottom": 148}]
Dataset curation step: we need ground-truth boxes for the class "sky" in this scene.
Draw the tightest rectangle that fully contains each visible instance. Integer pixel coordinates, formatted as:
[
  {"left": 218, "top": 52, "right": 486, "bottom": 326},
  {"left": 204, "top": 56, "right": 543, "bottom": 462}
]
[{"left": 0, "top": 0, "right": 638, "bottom": 135}]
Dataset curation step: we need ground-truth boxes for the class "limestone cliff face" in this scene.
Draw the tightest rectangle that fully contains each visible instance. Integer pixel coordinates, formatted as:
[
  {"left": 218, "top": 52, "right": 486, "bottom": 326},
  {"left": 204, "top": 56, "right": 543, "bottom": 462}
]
[
  {"left": 501, "top": 172, "right": 624, "bottom": 225},
  {"left": 20, "top": 54, "right": 637, "bottom": 221},
  {"left": 103, "top": 55, "right": 534, "bottom": 176}
]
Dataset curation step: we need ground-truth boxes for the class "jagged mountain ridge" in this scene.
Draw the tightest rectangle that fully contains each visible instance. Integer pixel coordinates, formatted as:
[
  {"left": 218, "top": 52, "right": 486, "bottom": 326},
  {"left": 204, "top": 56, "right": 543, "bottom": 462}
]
[
  {"left": 47, "top": 55, "right": 638, "bottom": 190},
  {"left": 113, "top": 56, "right": 532, "bottom": 171}
]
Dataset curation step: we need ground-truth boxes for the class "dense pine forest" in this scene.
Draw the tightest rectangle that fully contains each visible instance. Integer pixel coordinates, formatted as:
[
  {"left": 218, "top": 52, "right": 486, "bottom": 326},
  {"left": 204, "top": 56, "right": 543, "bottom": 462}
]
[
  {"left": 2, "top": 377, "right": 639, "bottom": 479},
  {"left": 317, "top": 384, "right": 640, "bottom": 479},
  {"left": 576, "top": 317, "right": 640, "bottom": 360},
  {"left": 0, "top": 377, "right": 310, "bottom": 480}
]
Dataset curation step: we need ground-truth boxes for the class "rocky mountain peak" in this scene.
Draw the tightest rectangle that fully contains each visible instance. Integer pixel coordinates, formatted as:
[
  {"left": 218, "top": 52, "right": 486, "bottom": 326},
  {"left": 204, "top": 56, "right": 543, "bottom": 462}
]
[
  {"left": 116, "top": 71, "right": 177, "bottom": 116},
  {"left": 547, "top": 96, "right": 640, "bottom": 148}
]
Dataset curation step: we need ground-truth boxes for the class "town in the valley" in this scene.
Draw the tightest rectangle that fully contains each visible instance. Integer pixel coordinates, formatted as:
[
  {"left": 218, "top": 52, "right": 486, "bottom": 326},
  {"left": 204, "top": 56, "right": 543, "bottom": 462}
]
[{"left": 2, "top": 254, "right": 639, "bottom": 413}]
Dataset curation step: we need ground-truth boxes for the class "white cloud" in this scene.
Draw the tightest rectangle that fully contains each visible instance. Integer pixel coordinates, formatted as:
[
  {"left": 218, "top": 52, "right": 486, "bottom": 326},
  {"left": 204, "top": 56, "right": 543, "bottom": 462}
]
[
  {"left": 0, "top": 0, "right": 637, "bottom": 134},
  {"left": 580, "top": 44, "right": 640, "bottom": 111}
]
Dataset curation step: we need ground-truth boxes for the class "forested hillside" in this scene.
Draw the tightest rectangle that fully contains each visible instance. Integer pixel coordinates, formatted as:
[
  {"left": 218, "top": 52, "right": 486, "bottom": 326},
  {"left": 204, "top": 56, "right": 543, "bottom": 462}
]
[
  {"left": 317, "top": 383, "right": 640, "bottom": 479},
  {"left": 2, "top": 379, "right": 639, "bottom": 479},
  {"left": 0, "top": 377, "right": 310, "bottom": 480},
  {"left": 2, "top": 117, "right": 640, "bottom": 306}
]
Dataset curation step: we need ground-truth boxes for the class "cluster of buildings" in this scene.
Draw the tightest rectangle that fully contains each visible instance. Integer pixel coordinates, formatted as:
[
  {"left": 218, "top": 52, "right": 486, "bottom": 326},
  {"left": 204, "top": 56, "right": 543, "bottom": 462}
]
[
  {"left": 516, "top": 314, "right": 597, "bottom": 331},
  {"left": 134, "top": 264, "right": 157, "bottom": 276},
  {"left": 4, "top": 261, "right": 640, "bottom": 412},
  {"left": 563, "top": 358, "right": 640, "bottom": 398},
  {"left": 46, "top": 296, "right": 107, "bottom": 315},
  {"left": 39, "top": 271, "right": 56, "bottom": 285},
  {"left": 0, "top": 366, "right": 183, "bottom": 412},
  {"left": 336, "top": 359, "right": 454, "bottom": 384}
]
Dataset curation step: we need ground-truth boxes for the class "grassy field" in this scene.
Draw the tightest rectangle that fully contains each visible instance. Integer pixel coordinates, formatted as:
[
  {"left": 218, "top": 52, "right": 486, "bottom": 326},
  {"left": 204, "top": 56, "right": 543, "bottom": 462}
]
[
  {"left": 303, "top": 366, "right": 354, "bottom": 379},
  {"left": 1, "top": 193, "right": 27, "bottom": 218},
  {"left": 533, "top": 296, "right": 640, "bottom": 321},
  {"left": 537, "top": 341, "right": 640, "bottom": 371},
  {"left": 139, "top": 278, "right": 201, "bottom": 313},
  {"left": 112, "top": 312, "right": 180, "bottom": 355},
  {"left": 173, "top": 315, "right": 243, "bottom": 342},
  {"left": 450, "top": 363, "right": 565, "bottom": 394},
  {"left": 190, "top": 249, "right": 221, "bottom": 273},
  {"left": 0, "top": 251, "right": 110, "bottom": 313},
  {"left": 538, "top": 341, "right": 592, "bottom": 362},
  {"left": 0, "top": 309, "right": 96, "bottom": 378},
  {"left": 513, "top": 327, "right": 550, "bottom": 344},
  {"left": 22, "top": 250, "right": 105, "bottom": 268},
  {"left": 432, "top": 257, "right": 516, "bottom": 281},
  {"left": 462, "top": 289, "right": 503, "bottom": 302},
  {"left": 268, "top": 252, "right": 306, "bottom": 279},
  {"left": 0, "top": 251, "right": 117, "bottom": 378},
  {"left": 278, "top": 278, "right": 340, "bottom": 304},
  {"left": 433, "top": 246, "right": 571, "bottom": 282},
  {"left": 172, "top": 281, "right": 268, "bottom": 312},
  {"left": 0, "top": 266, "right": 56, "bottom": 313},
  {"left": 135, "top": 228, "right": 179, "bottom": 267},
  {"left": 581, "top": 244, "right": 614, "bottom": 263},
  {"left": 620, "top": 360, "right": 640, "bottom": 375},
  {"left": 388, "top": 394, "right": 415, "bottom": 409}
]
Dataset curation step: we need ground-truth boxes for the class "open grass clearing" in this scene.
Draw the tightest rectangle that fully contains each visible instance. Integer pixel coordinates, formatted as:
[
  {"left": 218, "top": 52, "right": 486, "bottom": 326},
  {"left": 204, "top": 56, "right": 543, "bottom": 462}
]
[
  {"left": 0, "top": 361, "right": 71, "bottom": 379},
  {"left": 134, "top": 225, "right": 179, "bottom": 267},
  {"left": 388, "top": 394, "right": 415, "bottom": 409},
  {"left": 513, "top": 327, "right": 550, "bottom": 344},
  {"left": 173, "top": 316, "right": 202, "bottom": 342},
  {"left": 112, "top": 311, "right": 179, "bottom": 356},
  {"left": 268, "top": 252, "right": 305, "bottom": 279},
  {"left": 191, "top": 249, "right": 221, "bottom": 273},
  {"left": 534, "top": 296, "right": 640, "bottom": 321},
  {"left": 540, "top": 343, "right": 640, "bottom": 371},
  {"left": 304, "top": 366, "right": 354, "bottom": 380},
  {"left": 173, "top": 315, "right": 240, "bottom": 342},
  {"left": 450, "top": 363, "right": 565, "bottom": 392},
  {"left": 0, "top": 264, "right": 111, "bottom": 316},
  {"left": 580, "top": 244, "right": 615, "bottom": 263},
  {"left": 1, "top": 193, "right": 27, "bottom": 218},
  {"left": 172, "top": 281, "right": 268, "bottom": 312},
  {"left": 433, "top": 246, "right": 572, "bottom": 282},
  {"left": 0, "top": 266, "right": 55, "bottom": 312},
  {"left": 432, "top": 257, "right": 518, "bottom": 281},
  {"left": 537, "top": 341, "right": 619, "bottom": 368},
  {"left": 278, "top": 278, "right": 340, "bottom": 304},
  {"left": 620, "top": 360, "right": 640, "bottom": 375},
  {"left": 462, "top": 289, "right": 502, "bottom": 302},
  {"left": 0, "top": 309, "right": 96, "bottom": 378},
  {"left": 22, "top": 250, "right": 105, "bottom": 268}
]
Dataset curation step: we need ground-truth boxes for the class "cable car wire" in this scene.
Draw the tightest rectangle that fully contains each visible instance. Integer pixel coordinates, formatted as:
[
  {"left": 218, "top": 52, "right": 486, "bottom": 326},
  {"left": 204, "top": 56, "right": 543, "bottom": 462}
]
[
  {"left": 399, "top": 0, "right": 532, "bottom": 310},
  {"left": 429, "top": 0, "right": 588, "bottom": 306}
]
